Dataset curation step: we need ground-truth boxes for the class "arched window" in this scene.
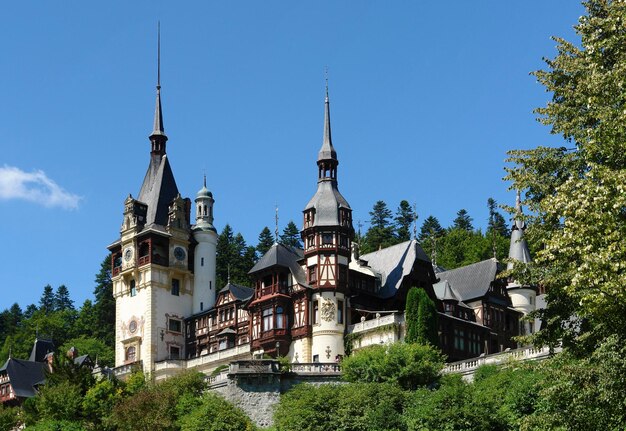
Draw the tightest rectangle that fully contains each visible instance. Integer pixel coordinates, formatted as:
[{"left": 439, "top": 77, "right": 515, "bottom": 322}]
[
  {"left": 125, "top": 346, "right": 136, "bottom": 362},
  {"left": 203, "top": 205, "right": 208, "bottom": 216}
]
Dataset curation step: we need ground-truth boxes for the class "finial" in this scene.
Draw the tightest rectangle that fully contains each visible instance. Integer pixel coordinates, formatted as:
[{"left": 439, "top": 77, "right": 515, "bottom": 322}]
[
  {"left": 203, "top": 173, "right": 207, "bottom": 188},
  {"left": 515, "top": 189, "right": 522, "bottom": 212},
  {"left": 413, "top": 202, "right": 418, "bottom": 240},
  {"left": 275, "top": 205, "right": 279, "bottom": 243},
  {"left": 157, "top": 21, "right": 161, "bottom": 90},
  {"left": 227, "top": 265, "right": 231, "bottom": 284},
  {"left": 8, "top": 346, "right": 12, "bottom": 359},
  {"left": 324, "top": 66, "right": 329, "bottom": 101}
]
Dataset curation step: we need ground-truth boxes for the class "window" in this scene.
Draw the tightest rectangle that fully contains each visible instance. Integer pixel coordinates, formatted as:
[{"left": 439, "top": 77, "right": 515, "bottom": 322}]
[
  {"left": 125, "top": 346, "right": 136, "bottom": 362},
  {"left": 339, "top": 235, "right": 348, "bottom": 248},
  {"left": 262, "top": 308, "right": 273, "bottom": 331},
  {"left": 201, "top": 257, "right": 204, "bottom": 266},
  {"left": 309, "top": 266, "right": 317, "bottom": 283},
  {"left": 276, "top": 306, "right": 284, "bottom": 329},
  {"left": 337, "top": 300, "right": 344, "bottom": 324},
  {"left": 219, "top": 338, "right": 227, "bottom": 350},
  {"left": 322, "top": 233, "right": 333, "bottom": 245},
  {"left": 313, "top": 300, "right": 319, "bottom": 324},
  {"left": 130, "top": 280, "right": 136, "bottom": 297},
  {"left": 168, "top": 318, "right": 182, "bottom": 333},
  {"left": 313, "top": 354, "right": 319, "bottom": 363},
  {"left": 169, "top": 345, "right": 180, "bottom": 359},
  {"left": 171, "top": 279, "right": 180, "bottom": 296},
  {"left": 200, "top": 302, "right": 204, "bottom": 311}
]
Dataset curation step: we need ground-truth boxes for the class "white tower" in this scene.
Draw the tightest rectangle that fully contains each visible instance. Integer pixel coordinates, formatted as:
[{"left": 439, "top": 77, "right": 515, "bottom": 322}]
[
  {"left": 506, "top": 190, "right": 537, "bottom": 335},
  {"left": 192, "top": 176, "right": 218, "bottom": 313}
]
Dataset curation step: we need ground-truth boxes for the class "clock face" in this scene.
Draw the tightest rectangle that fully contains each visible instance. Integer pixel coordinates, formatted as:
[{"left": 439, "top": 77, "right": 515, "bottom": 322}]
[
  {"left": 174, "top": 246, "right": 186, "bottom": 261},
  {"left": 124, "top": 247, "right": 133, "bottom": 261}
]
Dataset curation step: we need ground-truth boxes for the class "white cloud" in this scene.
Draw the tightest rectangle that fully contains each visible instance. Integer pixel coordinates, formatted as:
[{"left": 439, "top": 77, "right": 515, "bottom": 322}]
[{"left": 0, "top": 165, "right": 81, "bottom": 210}]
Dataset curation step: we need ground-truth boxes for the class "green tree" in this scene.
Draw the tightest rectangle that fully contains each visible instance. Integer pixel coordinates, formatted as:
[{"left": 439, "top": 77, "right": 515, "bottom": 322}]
[
  {"left": 0, "top": 405, "right": 19, "bottom": 431},
  {"left": 452, "top": 208, "right": 473, "bottom": 231},
  {"left": 521, "top": 335, "right": 626, "bottom": 430},
  {"left": 505, "top": 0, "right": 626, "bottom": 349},
  {"left": 53, "top": 285, "right": 74, "bottom": 312},
  {"left": 405, "top": 287, "right": 440, "bottom": 347},
  {"left": 33, "top": 381, "right": 84, "bottom": 423},
  {"left": 395, "top": 200, "right": 417, "bottom": 242},
  {"left": 437, "top": 228, "right": 490, "bottom": 270},
  {"left": 418, "top": 215, "right": 445, "bottom": 263},
  {"left": 341, "top": 343, "right": 443, "bottom": 390},
  {"left": 280, "top": 220, "right": 302, "bottom": 249},
  {"left": 82, "top": 378, "right": 121, "bottom": 431},
  {"left": 256, "top": 226, "right": 274, "bottom": 257},
  {"left": 93, "top": 254, "right": 115, "bottom": 346},
  {"left": 363, "top": 200, "right": 395, "bottom": 253},
  {"left": 39, "top": 285, "right": 55, "bottom": 313},
  {"left": 179, "top": 393, "right": 255, "bottom": 431}
]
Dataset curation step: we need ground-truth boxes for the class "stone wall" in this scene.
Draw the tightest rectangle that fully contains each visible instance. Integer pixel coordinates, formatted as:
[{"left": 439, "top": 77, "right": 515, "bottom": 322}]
[{"left": 208, "top": 360, "right": 342, "bottom": 428}]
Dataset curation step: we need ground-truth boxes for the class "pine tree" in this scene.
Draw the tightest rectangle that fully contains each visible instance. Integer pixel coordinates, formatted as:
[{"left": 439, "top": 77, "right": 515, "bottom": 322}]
[
  {"left": 39, "top": 285, "right": 55, "bottom": 313},
  {"left": 54, "top": 285, "right": 74, "bottom": 311},
  {"left": 363, "top": 200, "right": 395, "bottom": 253},
  {"left": 395, "top": 200, "right": 417, "bottom": 242},
  {"left": 452, "top": 209, "right": 473, "bottom": 231},
  {"left": 216, "top": 224, "right": 235, "bottom": 289},
  {"left": 256, "top": 226, "right": 274, "bottom": 258},
  {"left": 418, "top": 216, "right": 445, "bottom": 264},
  {"left": 280, "top": 221, "right": 302, "bottom": 249},
  {"left": 93, "top": 255, "right": 114, "bottom": 346},
  {"left": 405, "top": 287, "right": 438, "bottom": 346}
]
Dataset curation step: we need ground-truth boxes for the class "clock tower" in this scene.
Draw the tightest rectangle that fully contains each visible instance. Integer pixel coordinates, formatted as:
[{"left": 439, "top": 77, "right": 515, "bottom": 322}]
[{"left": 108, "top": 59, "right": 196, "bottom": 374}]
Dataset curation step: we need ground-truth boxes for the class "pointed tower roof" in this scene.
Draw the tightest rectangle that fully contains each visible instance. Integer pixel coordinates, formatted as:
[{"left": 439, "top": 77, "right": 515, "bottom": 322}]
[
  {"left": 441, "top": 280, "right": 459, "bottom": 302},
  {"left": 304, "top": 82, "right": 352, "bottom": 227},
  {"left": 318, "top": 83, "right": 337, "bottom": 162},
  {"left": 138, "top": 25, "right": 179, "bottom": 226},
  {"left": 507, "top": 190, "right": 532, "bottom": 270}
]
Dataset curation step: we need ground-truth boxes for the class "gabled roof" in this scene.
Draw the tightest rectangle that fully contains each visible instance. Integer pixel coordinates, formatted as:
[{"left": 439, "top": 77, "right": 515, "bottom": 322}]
[
  {"left": 29, "top": 338, "right": 55, "bottom": 363},
  {"left": 434, "top": 258, "right": 502, "bottom": 302},
  {"left": 359, "top": 240, "right": 431, "bottom": 299},
  {"left": 0, "top": 358, "right": 46, "bottom": 398},
  {"left": 220, "top": 283, "right": 254, "bottom": 302},
  {"left": 249, "top": 243, "right": 308, "bottom": 286},
  {"left": 137, "top": 154, "right": 179, "bottom": 226}
]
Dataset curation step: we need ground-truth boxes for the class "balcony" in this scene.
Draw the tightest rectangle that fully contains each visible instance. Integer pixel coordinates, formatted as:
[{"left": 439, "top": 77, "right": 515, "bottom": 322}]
[
  {"left": 347, "top": 313, "right": 404, "bottom": 335},
  {"left": 112, "top": 360, "right": 143, "bottom": 378}
]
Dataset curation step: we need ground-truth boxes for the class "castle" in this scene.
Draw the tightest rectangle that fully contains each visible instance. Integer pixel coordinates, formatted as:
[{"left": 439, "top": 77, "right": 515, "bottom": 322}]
[{"left": 107, "top": 68, "right": 538, "bottom": 380}]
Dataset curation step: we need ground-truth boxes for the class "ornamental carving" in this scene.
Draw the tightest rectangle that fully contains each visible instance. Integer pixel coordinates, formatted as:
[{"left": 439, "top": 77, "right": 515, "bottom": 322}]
[{"left": 321, "top": 298, "right": 335, "bottom": 322}]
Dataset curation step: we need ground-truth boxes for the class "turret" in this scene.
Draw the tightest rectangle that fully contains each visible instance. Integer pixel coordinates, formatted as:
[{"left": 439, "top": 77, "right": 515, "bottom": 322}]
[
  {"left": 506, "top": 190, "right": 537, "bottom": 335},
  {"left": 192, "top": 176, "right": 218, "bottom": 313}
]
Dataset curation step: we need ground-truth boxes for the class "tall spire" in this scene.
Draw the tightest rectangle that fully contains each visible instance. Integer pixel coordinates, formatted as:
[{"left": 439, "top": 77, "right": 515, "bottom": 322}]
[
  {"left": 150, "top": 22, "right": 167, "bottom": 155},
  {"left": 318, "top": 72, "right": 337, "bottom": 164},
  {"left": 507, "top": 190, "right": 531, "bottom": 270}
]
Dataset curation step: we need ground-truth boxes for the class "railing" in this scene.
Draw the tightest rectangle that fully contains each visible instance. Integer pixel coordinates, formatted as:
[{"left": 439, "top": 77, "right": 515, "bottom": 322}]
[
  {"left": 290, "top": 362, "right": 341, "bottom": 374},
  {"left": 153, "top": 359, "right": 186, "bottom": 372},
  {"left": 443, "top": 345, "right": 561, "bottom": 375},
  {"left": 347, "top": 313, "right": 404, "bottom": 334},
  {"left": 205, "top": 369, "right": 229, "bottom": 385},
  {"left": 229, "top": 360, "right": 280, "bottom": 375},
  {"left": 112, "top": 361, "right": 142, "bottom": 377},
  {"left": 185, "top": 344, "right": 251, "bottom": 369}
]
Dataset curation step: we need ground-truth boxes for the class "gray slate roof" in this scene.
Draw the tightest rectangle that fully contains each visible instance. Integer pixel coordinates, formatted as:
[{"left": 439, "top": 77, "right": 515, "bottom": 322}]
[
  {"left": 433, "top": 258, "right": 501, "bottom": 302},
  {"left": 507, "top": 191, "right": 532, "bottom": 270},
  {"left": 137, "top": 154, "right": 179, "bottom": 226},
  {"left": 0, "top": 358, "right": 46, "bottom": 398},
  {"left": 359, "top": 240, "right": 430, "bottom": 299},
  {"left": 318, "top": 93, "right": 337, "bottom": 162},
  {"left": 249, "top": 243, "right": 308, "bottom": 286},
  {"left": 29, "top": 339, "right": 55, "bottom": 363},
  {"left": 220, "top": 283, "right": 254, "bottom": 302},
  {"left": 304, "top": 181, "right": 351, "bottom": 227}
]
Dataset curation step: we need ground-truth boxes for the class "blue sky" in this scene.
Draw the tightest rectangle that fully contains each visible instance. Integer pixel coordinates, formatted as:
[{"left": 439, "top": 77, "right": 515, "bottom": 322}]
[{"left": 0, "top": 1, "right": 583, "bottom": 310}]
